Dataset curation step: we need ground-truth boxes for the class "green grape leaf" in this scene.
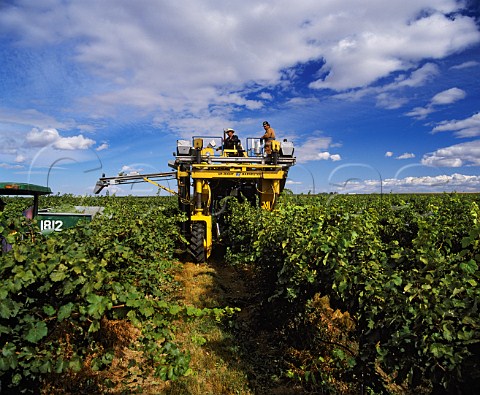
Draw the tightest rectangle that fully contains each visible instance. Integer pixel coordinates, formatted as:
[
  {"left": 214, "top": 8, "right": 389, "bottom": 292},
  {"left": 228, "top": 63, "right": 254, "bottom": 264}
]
[{"left": 26, "top": 321, "right": 48, "bottom": 343}]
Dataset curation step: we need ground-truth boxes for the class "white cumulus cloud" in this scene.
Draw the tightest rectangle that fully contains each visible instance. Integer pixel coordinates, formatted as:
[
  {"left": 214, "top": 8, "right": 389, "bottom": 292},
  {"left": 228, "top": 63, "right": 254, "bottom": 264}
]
[
  {"left": 397, "top": 152, "right": 415, "bottom": 159},
  {"left": 431, "top": 87, "right": 466, "bottom": 105},
  {"left": 1, "top": 0, "right": 478, "bottom": 119},
  {"left": 53, "top": 135, "right": 95, "bottom": 150},
  {"left": 450, "top": 61, "right": 480, "bottom": 70},
  {"left": 96, "top": 142, "right": 109, "bottom": 151},
  {"left": 432, "top": 112, "right": 480, "bottom": 138},
  {"left": 332, "top": 173, "right": 480, "bottom": 193},
  {"left": 294, "top": 136, "right": 342, "bottom": 163},
  {"left": 406, "top": 87, "right": 467, "bottom": 120},
  {"left": 25, "top": 128, "right": 96, "bottom": 150},
  {"left": 26, "top": 128, "right": 60, "bottom": 147},
  {"left": 15, "top": 154, "right": 27, "bottom": 163},
  {"left": 318, "top": 152, "right": 342, "bottom": 161},
  {"left": 421, "top": 140, "right": 480, "bottom": 167}
]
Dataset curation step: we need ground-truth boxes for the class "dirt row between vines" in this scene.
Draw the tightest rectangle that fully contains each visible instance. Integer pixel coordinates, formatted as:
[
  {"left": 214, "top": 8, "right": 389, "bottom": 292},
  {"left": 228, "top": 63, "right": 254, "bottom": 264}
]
[{"left": 164, "top": 260, "right": 303, "bottom": 395}]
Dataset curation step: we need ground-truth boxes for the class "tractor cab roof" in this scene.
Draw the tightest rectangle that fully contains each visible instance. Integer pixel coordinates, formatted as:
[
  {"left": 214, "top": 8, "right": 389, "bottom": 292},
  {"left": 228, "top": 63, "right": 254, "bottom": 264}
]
[
  {"left": 0, "top": 182, "right": 52, "bottom": 217},
  {"left": 0, "top": 182, "right": 52, "bottom": 196}
]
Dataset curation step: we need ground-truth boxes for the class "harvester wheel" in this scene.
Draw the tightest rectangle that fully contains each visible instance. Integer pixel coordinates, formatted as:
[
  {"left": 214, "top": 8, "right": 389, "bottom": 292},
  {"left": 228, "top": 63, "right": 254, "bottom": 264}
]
[{"left": 189, "top": 222, "right": 206, "bottom": 263}]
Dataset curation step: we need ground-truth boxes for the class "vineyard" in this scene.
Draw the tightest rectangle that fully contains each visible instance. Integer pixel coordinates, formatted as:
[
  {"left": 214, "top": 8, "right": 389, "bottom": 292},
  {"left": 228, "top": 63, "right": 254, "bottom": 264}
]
[
  {"left": 0, "top": 195, "right": 234, "bottom": 394},
  {"left": 225, "top": 192, "right": 480, "bottom": 394},
  {"left": 1, "top": 192, "right": 480, "bottom": 394}
]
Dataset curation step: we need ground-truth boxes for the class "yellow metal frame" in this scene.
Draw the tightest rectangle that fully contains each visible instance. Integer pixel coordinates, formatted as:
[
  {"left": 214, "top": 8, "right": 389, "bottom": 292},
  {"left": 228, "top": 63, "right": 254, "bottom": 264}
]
[
  {"left": 271, "top": 140, "right": 281, "bottom": 152},
  {"left": 259, "top": 178, "right": 280, "bottom": 210},
  {"left": 190, "top": 164, "right": 285, "bottom": 180},
  {"left": 187, "top": 162, "right": 285, "bottom": 258},
  {"left": 221, "top": 148, "right": 248, "bottom": 157}
]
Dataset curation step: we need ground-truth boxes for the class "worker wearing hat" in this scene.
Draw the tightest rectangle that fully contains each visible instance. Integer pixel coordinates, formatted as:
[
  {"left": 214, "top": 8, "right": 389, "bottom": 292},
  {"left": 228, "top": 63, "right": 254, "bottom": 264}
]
[
  {"left": 261, "top": 121, "right": 276, "bottom": 155},
  {"left": 219, "top": 128, "right": 244, "bottom": 156}
]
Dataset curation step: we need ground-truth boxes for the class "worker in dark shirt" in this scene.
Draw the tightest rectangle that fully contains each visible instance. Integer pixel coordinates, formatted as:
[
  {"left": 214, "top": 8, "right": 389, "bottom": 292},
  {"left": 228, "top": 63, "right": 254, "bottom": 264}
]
[{"left": 219, "top": 128, "right": 244, "bottom": 156}]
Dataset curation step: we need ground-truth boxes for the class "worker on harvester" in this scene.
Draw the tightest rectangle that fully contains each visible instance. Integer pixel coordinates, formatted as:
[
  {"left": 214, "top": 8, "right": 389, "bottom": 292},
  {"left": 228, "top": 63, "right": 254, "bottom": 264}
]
[
  {"left": 261, "top": 121, "right": 276, "bottom": 155},
  {"left": 218, "top": 128, "right": 244, "bottom": 156}
]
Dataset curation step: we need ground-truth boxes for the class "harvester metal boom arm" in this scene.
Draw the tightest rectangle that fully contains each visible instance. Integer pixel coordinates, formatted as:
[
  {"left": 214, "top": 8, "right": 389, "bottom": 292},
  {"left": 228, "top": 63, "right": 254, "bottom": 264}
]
[{"left": 94, "top": 171, "right": 176, "bottom": 194}]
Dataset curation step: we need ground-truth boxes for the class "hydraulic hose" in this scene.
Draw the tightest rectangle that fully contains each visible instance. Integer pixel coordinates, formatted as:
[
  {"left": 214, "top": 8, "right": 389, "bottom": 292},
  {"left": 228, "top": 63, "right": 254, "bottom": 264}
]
[{"left": 212, "top": 195, "right": 235, "bottom": 218}]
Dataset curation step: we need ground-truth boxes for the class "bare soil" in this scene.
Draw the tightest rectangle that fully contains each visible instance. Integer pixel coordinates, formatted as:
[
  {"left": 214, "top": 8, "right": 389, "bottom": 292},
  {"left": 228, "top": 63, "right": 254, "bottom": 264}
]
[{"left": 168, "top": 259, "right": 305, "bottom": 395}]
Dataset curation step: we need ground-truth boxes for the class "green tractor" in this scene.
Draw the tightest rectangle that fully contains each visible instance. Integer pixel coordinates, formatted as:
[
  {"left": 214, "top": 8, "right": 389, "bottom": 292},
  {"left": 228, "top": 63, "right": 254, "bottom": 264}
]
[{"left": 1, "top": 182, "right": 101, "bottom": 253}]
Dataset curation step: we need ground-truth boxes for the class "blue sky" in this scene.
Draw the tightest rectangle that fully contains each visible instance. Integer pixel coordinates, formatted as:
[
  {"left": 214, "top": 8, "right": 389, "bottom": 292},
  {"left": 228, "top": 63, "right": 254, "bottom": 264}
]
[{"left": 1, "top": 0, "right": 480, "bottom": 195}]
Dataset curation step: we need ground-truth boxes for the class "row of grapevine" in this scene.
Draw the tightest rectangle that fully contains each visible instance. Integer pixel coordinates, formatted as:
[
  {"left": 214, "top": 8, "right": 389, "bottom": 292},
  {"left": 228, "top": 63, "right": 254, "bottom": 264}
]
[
  {"left": 0, "top": 196, "right": 225, "bottom": 393},
  {"left": 224, "top": 193, "right": 480, "bottom": 394}
]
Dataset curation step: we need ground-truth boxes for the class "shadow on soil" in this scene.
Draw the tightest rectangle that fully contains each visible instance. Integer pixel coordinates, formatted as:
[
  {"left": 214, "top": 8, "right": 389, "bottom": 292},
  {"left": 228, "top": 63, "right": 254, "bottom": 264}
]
[{"left": 197, "top": 247, "right": 306, "bottom": 395}]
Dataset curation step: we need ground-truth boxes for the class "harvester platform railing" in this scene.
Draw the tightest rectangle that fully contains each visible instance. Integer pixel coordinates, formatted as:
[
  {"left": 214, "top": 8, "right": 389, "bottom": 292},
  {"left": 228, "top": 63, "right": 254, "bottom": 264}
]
[{"left": 171, "top": 156, "right": 295, "bottom": 166}]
